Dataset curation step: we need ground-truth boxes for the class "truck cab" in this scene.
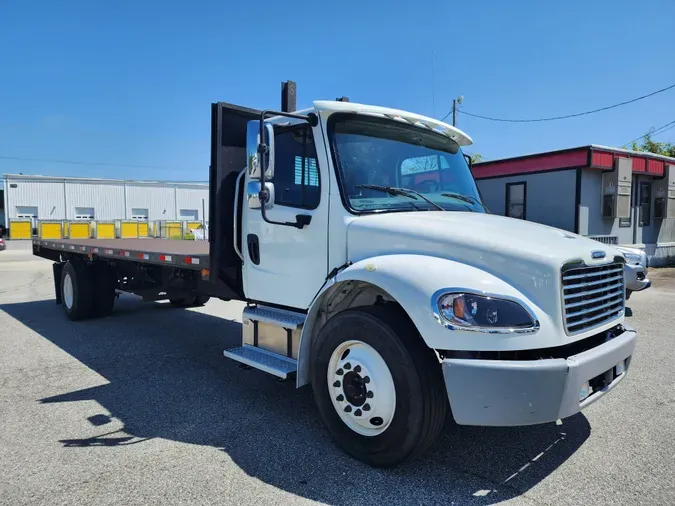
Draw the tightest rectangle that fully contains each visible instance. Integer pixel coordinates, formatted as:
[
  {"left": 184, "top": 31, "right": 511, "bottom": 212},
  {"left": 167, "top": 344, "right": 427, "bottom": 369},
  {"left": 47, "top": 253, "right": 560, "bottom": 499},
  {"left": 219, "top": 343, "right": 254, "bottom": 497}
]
[{"left": 211, "top": 99, "right": 636, "bottom": 467}]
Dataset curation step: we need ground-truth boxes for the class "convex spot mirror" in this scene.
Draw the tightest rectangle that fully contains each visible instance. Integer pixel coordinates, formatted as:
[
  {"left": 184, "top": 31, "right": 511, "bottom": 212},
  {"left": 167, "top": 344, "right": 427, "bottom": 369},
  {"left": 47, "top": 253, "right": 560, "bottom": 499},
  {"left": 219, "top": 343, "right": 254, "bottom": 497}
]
[{"left": 247, "top": 180, "right": 274, "bottom": 210}]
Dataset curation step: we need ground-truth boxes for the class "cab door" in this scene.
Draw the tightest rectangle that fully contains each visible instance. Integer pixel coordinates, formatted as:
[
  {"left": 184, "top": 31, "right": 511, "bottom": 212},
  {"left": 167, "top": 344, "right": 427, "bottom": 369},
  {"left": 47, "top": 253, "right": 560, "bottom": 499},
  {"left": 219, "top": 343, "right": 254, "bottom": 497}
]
[{"left": 242, "top": 120, "right": 329, "bottom": 309}]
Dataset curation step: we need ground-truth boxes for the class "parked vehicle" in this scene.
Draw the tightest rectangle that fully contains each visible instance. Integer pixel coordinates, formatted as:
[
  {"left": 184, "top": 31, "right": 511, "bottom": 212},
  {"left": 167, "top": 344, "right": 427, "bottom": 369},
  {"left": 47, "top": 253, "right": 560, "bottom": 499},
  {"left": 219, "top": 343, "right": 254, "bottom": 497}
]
[
  {"left": 0, "top": 236, "right": 5, "bottom": 251},
  {"left": 33, "top": 93, "right": 637, "bottom": 467},
  {"left": 617, "top": 246, "right": 650, "bottom": 298}
]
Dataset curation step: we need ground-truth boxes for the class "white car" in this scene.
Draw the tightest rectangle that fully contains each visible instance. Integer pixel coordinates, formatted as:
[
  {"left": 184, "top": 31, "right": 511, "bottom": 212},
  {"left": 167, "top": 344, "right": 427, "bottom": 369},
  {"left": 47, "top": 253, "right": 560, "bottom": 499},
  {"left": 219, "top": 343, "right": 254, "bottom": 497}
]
[{"left": 617, "top": 246, "right": 650, "bottom": 298}]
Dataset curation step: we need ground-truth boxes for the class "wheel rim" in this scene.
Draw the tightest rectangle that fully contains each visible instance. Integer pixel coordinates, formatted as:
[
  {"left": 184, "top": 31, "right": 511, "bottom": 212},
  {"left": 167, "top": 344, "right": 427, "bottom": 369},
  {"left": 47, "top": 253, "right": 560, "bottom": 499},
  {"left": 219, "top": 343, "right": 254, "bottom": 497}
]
[
  {"left": 327, "top": 340, "right": 396, "bottom": 437},
  {"left": 63, "top": 273, "right": 74, "bottom": 309}
]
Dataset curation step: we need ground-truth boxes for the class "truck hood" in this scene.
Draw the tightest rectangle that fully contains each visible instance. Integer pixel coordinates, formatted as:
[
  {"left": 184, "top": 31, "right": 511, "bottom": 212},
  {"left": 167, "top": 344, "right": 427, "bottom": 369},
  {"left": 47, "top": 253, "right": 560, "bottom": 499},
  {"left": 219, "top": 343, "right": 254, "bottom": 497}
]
[{"left": 347, "top": 211, "right": 622, "bottom": 321}]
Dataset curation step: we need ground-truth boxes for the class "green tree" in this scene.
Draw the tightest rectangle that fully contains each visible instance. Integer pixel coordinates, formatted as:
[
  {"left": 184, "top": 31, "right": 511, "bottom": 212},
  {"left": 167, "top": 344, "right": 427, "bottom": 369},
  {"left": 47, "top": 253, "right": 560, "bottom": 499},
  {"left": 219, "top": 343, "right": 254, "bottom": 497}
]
[
  {"left": 470, "top": 153, "right": 484, "bottom": 163},
  {"left": 624, "top": 131, "right": 675, "bottom": 157}
]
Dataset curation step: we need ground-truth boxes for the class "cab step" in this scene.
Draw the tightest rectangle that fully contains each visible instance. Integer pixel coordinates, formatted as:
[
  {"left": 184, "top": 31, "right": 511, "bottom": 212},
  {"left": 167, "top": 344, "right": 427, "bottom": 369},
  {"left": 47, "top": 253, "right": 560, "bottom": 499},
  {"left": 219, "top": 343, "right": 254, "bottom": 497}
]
[
  {"left": 243, "top": 305, "right": 306, "bottom": 329},
  {"left": 223, "top": 345, "right": 297, "bottom": 379}
]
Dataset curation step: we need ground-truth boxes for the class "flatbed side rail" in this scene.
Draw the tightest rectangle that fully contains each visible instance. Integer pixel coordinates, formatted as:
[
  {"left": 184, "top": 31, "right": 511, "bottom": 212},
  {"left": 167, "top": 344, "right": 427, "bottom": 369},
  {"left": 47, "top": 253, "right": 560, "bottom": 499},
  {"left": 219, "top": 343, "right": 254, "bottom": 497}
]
[{"left": 32, "top": 239, "right": 208, "bottom": 270}]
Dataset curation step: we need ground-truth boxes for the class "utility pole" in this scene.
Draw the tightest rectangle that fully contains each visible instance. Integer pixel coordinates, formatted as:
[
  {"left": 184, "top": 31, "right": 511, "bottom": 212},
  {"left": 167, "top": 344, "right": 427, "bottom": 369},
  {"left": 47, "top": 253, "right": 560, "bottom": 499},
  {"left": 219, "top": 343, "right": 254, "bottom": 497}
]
[{"left": 452, "top": 95, "right": 464, "bottom": 126}]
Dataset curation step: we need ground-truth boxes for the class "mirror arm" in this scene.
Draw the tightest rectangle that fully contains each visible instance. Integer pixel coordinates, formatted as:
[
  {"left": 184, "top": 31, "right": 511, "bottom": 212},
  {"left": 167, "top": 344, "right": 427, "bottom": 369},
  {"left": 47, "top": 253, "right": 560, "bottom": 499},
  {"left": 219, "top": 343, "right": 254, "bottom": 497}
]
[
  {"left": 464, "top": 152, "right": 473, "bottom": 171},
  {"left": 257, "top": 110, "right": 317, "bottom": 229}
]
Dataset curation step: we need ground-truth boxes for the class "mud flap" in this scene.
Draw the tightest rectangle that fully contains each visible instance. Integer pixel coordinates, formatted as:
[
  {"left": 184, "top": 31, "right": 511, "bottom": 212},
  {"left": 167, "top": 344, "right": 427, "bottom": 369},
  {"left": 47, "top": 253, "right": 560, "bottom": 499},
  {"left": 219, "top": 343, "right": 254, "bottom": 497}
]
[{"left": 53, "top": 262, "right": 63, "bottom": 304}]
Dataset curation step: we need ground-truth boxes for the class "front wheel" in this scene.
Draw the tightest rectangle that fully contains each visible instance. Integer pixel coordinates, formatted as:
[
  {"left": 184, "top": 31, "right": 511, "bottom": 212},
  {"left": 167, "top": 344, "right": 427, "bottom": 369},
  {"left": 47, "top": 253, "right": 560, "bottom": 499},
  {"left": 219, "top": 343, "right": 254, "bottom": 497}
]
[
  {"left": 193, "top": 294, "right": 210, "bottom": 306},
  {"left": 311, "top": 305, "right": 447, "bottom": 468},
  {"left": 169, "top": 295, "right": 196, "bottom": 307}
]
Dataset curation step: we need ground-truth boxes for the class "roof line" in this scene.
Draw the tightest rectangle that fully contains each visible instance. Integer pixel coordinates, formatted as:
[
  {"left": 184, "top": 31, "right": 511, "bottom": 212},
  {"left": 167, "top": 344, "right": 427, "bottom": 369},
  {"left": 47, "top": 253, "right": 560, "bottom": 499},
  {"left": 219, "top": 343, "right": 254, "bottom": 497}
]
[
  {"left": 474, "top": 144, "right": 675, "bottom": 167},
  {"left": 589, "top": 144, "right": 675, "bottom": 163},
  {"left": 2, "top": 174, "right": 209, "bottom": 185},
  {"left": 473, "top": 146, "right": 591, "bottom": 166}
]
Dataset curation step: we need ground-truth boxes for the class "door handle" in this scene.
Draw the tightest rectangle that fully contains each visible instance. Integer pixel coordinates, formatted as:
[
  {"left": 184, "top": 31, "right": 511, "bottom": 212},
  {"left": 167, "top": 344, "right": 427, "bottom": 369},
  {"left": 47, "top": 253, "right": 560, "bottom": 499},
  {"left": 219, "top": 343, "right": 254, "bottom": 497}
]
[{"left": 247, "top": 234, "right": 260, "bottom": 265}]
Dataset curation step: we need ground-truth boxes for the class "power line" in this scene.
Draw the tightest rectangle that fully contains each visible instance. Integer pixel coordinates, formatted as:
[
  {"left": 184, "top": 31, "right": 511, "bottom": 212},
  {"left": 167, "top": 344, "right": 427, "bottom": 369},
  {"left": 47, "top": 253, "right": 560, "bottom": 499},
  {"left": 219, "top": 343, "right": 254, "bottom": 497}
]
[
  {"left": 445, "top": 82, "right": 675, "bottom": 123},
  {"left": 625, "top": 119, "right": 675, "bottom": 146},
  {"left": 0, "top": 155, "right": 199, "bottom": 172}
]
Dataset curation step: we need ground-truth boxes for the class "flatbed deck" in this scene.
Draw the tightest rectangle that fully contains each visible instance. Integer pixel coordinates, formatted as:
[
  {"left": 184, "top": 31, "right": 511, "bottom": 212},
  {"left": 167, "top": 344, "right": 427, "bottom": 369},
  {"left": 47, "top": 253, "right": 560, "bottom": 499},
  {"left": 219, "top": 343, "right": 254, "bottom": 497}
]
[{"left": 33, "top": 238, "right": 210, "bottom": 269}]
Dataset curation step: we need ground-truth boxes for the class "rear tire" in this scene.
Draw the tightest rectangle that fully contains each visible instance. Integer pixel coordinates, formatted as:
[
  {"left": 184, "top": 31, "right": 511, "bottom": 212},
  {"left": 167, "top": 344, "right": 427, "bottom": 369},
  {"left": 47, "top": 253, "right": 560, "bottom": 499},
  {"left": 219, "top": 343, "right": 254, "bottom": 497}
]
[
  {"left": 61, "top": 260, "right": 94, "bottom": 321},
  {"left": 310, "top": 304, "right": 447, "bottom": 468}
]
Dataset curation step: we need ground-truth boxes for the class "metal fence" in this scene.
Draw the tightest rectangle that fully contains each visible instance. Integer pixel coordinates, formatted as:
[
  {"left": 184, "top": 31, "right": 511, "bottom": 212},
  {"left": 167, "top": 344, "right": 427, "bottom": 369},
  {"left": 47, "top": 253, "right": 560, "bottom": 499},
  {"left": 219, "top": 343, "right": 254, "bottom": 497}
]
[
  {"left": 586, "top": 235, "right": 619, "bottom": 245},
  {"left": 10, "top": 219, "right": 208, "bottom": 241}
]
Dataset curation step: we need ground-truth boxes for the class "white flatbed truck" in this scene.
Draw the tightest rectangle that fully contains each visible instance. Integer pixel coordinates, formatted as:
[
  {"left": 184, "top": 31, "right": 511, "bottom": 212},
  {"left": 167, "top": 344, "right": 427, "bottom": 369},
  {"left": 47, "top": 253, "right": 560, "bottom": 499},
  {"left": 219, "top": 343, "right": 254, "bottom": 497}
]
[{"left": 34, "top": 95, "right": 637, "bottom": 467}]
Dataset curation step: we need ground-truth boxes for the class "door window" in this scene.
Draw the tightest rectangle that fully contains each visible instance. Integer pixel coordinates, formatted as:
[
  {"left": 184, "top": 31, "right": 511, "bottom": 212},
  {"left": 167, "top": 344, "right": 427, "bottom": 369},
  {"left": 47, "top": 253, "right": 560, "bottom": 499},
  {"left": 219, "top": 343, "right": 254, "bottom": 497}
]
[
  {"left": 16, "top": 205, "right": 38, "bottom": 218},
  {"left": 273, "top": 125, "right": 320, "bottom": 209},
  {"left": 639, "top": 182, "right": 651, "bottom": 226},
  {"left": 74, "top": 207, "right": 95, "bottom": 220},
  {"left": 179, "top": 209, "right": 199, "bottom": 221},
  {"left": 505, "top": 182, "right": 526, "bottom": 219},
  {"left": 131, "top": 208, "right": 149, "bottom": 221}
]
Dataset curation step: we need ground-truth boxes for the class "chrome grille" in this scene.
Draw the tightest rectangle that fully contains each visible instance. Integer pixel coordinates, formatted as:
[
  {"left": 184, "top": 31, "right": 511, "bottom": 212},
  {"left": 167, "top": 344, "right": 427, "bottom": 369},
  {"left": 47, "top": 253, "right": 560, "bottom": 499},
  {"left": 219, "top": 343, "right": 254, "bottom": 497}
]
[{"left": 562, "top": 262, "right": 625, "bottom": 334}]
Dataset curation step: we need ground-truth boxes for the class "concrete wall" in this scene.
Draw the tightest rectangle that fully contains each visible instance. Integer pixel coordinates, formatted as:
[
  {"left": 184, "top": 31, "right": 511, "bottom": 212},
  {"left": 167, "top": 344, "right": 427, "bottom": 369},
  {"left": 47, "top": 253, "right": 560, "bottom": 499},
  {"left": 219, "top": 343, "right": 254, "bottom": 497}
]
[
  {"left": 3, "top": 176, "right": 209, "bottom": 226},
  {"left": 476, "top": 169, "right": 577, "bottom": 231}
]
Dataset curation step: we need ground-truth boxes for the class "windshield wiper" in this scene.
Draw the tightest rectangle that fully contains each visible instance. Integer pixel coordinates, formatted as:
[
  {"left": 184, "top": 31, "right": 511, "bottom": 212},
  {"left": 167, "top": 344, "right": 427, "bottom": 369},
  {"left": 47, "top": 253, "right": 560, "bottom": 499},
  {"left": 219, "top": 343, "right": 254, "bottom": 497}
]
[
  {"left": 356, "top": 184, "right": 445, "bottom": 211},
  {"left": 440, "top": 192, "right": 489, "bottom": 212}
]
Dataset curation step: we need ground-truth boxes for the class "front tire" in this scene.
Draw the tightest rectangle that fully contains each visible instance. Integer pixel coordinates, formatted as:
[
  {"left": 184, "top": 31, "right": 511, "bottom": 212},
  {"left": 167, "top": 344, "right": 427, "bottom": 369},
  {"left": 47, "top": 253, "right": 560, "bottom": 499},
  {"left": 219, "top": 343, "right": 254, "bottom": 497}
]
[
  {"left": 311, "top": 305, "right": 447, "bottom": 468},
  {"left": 192, "top": 295, "right": 210, "bottom": 306},
  {"left": 169, "top": 295, "right": 196, "bottom": 307}
]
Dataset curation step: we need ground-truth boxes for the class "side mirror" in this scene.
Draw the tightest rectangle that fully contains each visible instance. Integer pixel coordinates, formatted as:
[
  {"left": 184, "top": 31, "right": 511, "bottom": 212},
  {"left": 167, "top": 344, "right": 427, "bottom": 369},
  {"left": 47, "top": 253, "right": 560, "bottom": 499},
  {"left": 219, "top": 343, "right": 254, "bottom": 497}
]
[
  {"left": 247, "top": 181, "right": 274, "bottom": 209},
  {"left": 246, "top": 121, "right": 274, "bottom": 180}
]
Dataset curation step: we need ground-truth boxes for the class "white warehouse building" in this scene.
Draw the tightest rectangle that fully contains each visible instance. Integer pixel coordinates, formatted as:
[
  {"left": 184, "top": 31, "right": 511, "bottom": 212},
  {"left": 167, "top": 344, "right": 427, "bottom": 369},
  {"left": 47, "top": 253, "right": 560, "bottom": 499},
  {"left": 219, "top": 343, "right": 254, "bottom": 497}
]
[{"left": 2, "top": 174, "right": 209, "bottom": 228}]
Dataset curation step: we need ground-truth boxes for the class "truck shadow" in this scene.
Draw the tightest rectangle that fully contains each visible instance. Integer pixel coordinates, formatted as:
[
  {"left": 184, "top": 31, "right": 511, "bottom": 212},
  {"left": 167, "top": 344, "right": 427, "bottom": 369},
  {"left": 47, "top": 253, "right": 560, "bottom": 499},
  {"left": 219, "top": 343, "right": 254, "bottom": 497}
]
[{"left": 1, "top": 297, "right": 591, "bottom": 505}]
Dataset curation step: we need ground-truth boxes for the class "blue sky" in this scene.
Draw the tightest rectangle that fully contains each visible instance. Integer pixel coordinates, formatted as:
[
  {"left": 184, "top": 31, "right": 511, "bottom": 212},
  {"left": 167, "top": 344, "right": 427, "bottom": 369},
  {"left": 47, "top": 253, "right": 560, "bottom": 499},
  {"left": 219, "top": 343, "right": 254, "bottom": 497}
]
[{"left": 1, "top": 0, "right": 674, "bottom": 182}]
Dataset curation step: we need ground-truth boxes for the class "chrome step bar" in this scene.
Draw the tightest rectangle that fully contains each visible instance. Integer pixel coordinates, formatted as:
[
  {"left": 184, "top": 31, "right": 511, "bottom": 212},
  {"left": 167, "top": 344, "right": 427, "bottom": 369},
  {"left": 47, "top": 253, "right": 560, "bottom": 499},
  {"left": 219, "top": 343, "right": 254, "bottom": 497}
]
[{"left": 223, "top": 345, "right": 297, "bottom": 379}]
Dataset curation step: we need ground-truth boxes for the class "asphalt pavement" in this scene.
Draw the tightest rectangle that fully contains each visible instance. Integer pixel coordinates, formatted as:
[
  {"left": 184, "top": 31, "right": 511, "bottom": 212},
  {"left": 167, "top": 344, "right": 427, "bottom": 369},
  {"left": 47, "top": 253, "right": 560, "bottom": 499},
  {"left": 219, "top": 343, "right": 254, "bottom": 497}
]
[{"left": 1, "top": 240, "right": 674, "bottom": 505}]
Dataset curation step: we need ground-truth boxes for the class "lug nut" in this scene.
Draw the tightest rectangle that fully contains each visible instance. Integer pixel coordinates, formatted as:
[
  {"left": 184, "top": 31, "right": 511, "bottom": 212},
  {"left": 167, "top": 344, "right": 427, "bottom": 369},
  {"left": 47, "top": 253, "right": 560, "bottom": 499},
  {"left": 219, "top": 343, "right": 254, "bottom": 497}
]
[
  {"left": 354, "top": 409, "right": 362, "bottom": 417},
  {"left": 363, "top": 403, "right": 371, "bottom": 411},
  {"left": 363, "top": 376, "right": 370, "bottom": 384},
  {"left": 344, "top": 363, "right": 351, "bottom": 370},
  {"left": 366, "top": 391, "right": 374, "bottom": 398},
  {"left": 333, "top": 380, "right": 341, "bottom": 387},
  {"left": 336, "top": 394, "right": 344, "bottom": 402},
  {"left": 344, "top": 405, "right": 352, "bottom": 413},
  {"left": 336, "top": 368, "right": 344, "bottom": 376},
  {"left": 354, "top": 365, "right": 362, "bottom": 373}
]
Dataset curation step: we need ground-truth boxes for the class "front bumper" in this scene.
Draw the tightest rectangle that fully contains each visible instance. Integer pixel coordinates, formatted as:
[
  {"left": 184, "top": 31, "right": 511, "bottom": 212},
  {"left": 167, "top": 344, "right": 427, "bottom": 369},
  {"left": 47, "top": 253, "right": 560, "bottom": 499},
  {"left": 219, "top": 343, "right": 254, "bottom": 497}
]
[
  {"left": 624, "top": 263, "right": 650, "bottom": 292},
  {"left": 442, "top": 326, "right": 637, "bottom": 426}
]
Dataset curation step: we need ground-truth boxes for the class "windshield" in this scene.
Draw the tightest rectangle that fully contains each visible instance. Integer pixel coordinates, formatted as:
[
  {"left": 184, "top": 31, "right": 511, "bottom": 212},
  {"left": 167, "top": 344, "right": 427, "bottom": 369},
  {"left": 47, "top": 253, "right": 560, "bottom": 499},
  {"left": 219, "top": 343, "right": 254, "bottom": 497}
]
[{"left": 328, "top": 114, "right": 484, "bottom": 213}]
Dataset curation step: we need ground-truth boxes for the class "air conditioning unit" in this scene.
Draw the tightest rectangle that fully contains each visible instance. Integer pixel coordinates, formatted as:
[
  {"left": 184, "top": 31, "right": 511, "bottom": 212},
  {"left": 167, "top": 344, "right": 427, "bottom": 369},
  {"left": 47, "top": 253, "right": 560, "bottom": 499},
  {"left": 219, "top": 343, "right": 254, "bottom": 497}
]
[
  {"left": 653, "top": 164, "right": 675, "bottom": 219},
  {"left": 602, "top": 158, "right": 632, "bottom": 219}
]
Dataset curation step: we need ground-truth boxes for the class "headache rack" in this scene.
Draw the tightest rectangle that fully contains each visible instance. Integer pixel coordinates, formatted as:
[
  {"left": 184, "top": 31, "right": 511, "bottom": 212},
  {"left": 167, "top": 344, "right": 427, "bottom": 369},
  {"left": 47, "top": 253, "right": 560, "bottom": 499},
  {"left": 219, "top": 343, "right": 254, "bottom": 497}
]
[{"left": 562, "top": 260, "right": 625, "bottom": 335}]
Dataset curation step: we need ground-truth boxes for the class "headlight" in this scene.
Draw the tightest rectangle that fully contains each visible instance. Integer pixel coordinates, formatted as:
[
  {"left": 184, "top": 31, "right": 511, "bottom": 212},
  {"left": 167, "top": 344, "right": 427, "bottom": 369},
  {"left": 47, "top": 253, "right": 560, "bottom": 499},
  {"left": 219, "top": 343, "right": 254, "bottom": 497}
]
[
  {"left": 622, "top": 252, "right": 642, "bottom": 265},
  {"left": 435, "top": 292, "right": 538, "bottom": 333}
]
